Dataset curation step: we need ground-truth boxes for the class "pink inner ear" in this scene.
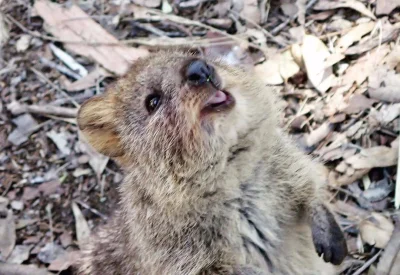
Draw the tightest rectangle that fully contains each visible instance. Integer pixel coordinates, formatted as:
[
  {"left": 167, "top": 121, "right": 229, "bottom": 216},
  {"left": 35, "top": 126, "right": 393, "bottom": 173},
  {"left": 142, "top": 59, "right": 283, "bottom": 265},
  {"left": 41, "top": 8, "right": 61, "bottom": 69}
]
[{"left": 206, "top": 90, "right": 227, "bottom": 105}]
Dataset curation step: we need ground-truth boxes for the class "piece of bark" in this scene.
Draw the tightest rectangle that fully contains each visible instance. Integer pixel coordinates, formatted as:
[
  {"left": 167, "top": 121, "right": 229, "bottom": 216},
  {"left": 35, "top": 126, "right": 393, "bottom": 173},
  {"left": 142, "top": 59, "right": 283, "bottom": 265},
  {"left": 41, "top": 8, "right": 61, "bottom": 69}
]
[{"left": 34, "top": 0, "right": 149, "bottom": 75}]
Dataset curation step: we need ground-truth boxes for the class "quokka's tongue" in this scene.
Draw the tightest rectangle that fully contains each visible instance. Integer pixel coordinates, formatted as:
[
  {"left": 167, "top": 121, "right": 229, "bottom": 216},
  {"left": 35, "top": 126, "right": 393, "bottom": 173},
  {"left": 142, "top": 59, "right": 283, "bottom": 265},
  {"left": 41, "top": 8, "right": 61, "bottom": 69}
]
[{"left": 206, "top": 90, "right": 227, "bottom": 105}]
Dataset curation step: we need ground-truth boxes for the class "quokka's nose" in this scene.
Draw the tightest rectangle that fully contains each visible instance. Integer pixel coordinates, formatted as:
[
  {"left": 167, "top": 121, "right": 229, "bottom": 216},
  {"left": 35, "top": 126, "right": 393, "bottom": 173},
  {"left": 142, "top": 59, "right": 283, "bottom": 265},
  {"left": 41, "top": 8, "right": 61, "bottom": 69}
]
[{"left": 185, "top": 60, "right": 215, "bottom": 86}]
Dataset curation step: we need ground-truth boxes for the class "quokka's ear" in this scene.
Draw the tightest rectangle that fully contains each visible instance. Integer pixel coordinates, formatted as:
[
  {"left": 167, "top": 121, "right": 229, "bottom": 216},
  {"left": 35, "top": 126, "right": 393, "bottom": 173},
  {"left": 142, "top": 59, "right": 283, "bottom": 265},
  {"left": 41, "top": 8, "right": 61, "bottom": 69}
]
[{"left": 77, "top": 93, "right": 124, "bottom": 158}]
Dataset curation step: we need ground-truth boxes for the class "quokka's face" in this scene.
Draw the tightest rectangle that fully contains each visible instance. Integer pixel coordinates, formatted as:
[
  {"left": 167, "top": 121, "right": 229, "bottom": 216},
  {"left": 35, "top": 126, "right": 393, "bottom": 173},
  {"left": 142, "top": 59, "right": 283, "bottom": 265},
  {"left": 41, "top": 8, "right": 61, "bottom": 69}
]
[{"left": 78, "top": 51, "right": 275, "bottom": 175}]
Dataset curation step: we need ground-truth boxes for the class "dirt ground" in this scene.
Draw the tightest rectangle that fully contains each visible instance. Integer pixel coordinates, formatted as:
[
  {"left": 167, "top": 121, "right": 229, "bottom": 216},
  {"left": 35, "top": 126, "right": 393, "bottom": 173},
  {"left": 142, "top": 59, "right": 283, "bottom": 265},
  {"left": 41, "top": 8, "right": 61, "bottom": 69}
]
[{"left": 0, "top": 0, "right": 400, "bottom": 274}]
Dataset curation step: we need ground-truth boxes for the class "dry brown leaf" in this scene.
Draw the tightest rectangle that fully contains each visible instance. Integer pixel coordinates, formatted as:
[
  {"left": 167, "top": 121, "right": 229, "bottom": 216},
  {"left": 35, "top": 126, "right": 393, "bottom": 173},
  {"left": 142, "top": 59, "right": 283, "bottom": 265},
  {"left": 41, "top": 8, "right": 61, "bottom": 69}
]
[
  {"left": 64, "top": 67, "right": 110, "bottom": 92},
  {"left": 303, "top": 122, "right": 333, "bottom": 147},
  {"left": 78, "top": 131, "right": 109, "bottom": 180},
  {"left": 281, "top": 3, "right": 298, "bottom": 17},
  {"left": 34, "top": 0, "right": 149, "bottom": 75},
  {"left": 47, "top": 250, "right": 80, "bottom": 272},
  {"left": 336, "top": 22, "right": 375, "bottom": 52},
  {"left": 360, "top": 213, "right": 394, "bottom": 249},
  {"left": 0, "top": 210, "right": 16, "bottom": 259},
  {"left": 341, "top": 44, "right": 391, "bottom": 86},
  {"left": 255, "top": 57, "right": 283, "bottom": 85},
  {"left": 346, "top": 144, "right": 398, "bottom": 170},
  {"left": 7, "top": 114, "right": 39, "bottom": 146},
  {"left": 329, "top": 169, "right": 370, "bottom": 186},
  {"left": 46, "top": 130, "right": 72, "bottom": 156},
  {"left": 296, "top": 0, "right": 307, "bottom": 25},
  {"left": 376, "top": 215, "right": 400, "bottom": 274},
  {"left": 376, "top": 0, "right": 400, "bottom": 15},
  {"left": 0, "top": 263, "right": 50, "bottom": 275},
  {"left": 133, "top": 0, "right": 161, "bottom": 8},
  {"left": 371, "top": 104, "right": 400, "bottom": 124},
  {"left": 71, "top": 202, "right": 90, "bottom": 248},
  {"left": 313, "top": 0, "right": 376, "bottom": 20},
  {"left": 0, "top": 12, "right": 9, "bottom": 47},
  {"left": 241, "top": 0, "right": 260, "bottom": 24},
  {"left": 369, "top": 69, "right": 400, "bottom": 103},
  {"left": 16, "top": 35, "right": 31, "bottom": 52},
  {"left": 324, "top": 53, "right": 345, "bottom": 68},
  {"left": 346, "top": 22, "right": 400, "bottom": 55},
  {"left": 7, "top": 245, "right": 33, "bottom": 264},
  {"left": 279, "top": 50, "right": 300, "bottom": 80},
  {"left": 341, "top": 94, "right": 376, "bottom": 114},
  {"left": 302, "top": 35, "right": 334, "bottom": 93}
]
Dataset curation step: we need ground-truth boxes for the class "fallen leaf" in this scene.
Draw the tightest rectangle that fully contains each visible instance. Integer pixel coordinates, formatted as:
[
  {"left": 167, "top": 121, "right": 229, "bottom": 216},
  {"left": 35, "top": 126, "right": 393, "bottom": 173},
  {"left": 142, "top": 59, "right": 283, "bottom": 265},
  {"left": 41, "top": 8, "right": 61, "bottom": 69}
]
[
  {"left": 10, "top": 201, "right": 24, "bottom": 211},
  {"left": 71, "top": 202, "right": 90, "bottom": 248},
  {"left": 133, "top": 0, "right": 161, "bottom": 8},
  {"left": 329, "top": 169, "right": 370, "bottom": 186},
  {"left": 301, "top": 35, "right": 334, "bottom": 93},
  {"left": 346, "top": 144, "right": 398, "bottom": 170},
  {"left": 241, "top": 0, "right": 260, "bottom": 24},
  {"left": 59, "top": 232, "right": 72, "bottom": 248},
  {"left": 341, "top": 44, "right": 391, "bottom": 86},
  {"left": 279, "top": 50, "right": 300, "bottom": 80},
  {"left": 7, "top": 114, "right": 39, "bottom": 146},
  {"left": 341, "top": 94, "right": 377, "bottom": 114},
  {"left": 376, "top": 0, "right": 400, "bottom": 15},
  {"left": 22, "top": 187, "right": 40, "bottom": 201},
  {"left": 360, "top": 213, "right": 394, "bottom": 249},
  {"left": 255, "top": 56, "right": 283, "bottom": 85},
  {"left": 296, "top": 0, "right": 307, "bottom": 25},
  {"left": 49, "top": 43, "right": 88, "bottom": 77},
  {"left": 346, "top": 121, "right": 364, "bottom": 138},
  {"left": 64, "top": 67, "right": 110, "bottom": 92},
  {"left": 48, "top": 250, "right": 80, "bottom": 272},
  {"left": 7, "top": 245, "right": 33, "bottom": 264},
  {"left": 0, "top": 12, "right": 9, "bottom": 46},
  {"left": 46, "top": 130, "right": 72, "bottom": 156},
  {"left": 15, "top": 219, "right": 38, "bottom": 230},
  {"left": 303, "top": 122, "right": 333, "bottom": 147},
  {"left": 313, "top": 0, "right": 376, "bottom": 20},
  {"left": 336, "top": 22, "right": 375, "bottom": 52},
  {"left": 78, "top": 132, "right": 109, "bottom": 180},
  {"left": 0, "top": 263, "right": 50, "bottom": 275},
  {"left": 38, "top": 180, "right": 61, "bottom": 196},
  {"left": 72, "top": 168, "right": 92, "bottom": 178},
  {"left": 37, "top": 243, "right": 66, "bottom": 264},
  {"left": 345, "top": 22, "right": 400, "bottom": 55},
  {"left": 281, "top": 3, "right": 298, "bottom": 17},
  {"left": 34, "top": 0, "right": 149, "bottom": 75},
  {"left": 369, "top": 69, "right": 400, "bottom": 103},
  {"left": 376, "top": 215, "right": 400, "bottom": 274},
  {"left": 0, "top": 209, "right": 16, "bottom": 259},
  {"left": 15, "top": 35, "right": 31, "bottom": 52},
  {"left": 371, "top": 103, "right": 400, "bottom": 124},
  {"left": 362, "top": 178, "right": 393, "bottom": 203}
]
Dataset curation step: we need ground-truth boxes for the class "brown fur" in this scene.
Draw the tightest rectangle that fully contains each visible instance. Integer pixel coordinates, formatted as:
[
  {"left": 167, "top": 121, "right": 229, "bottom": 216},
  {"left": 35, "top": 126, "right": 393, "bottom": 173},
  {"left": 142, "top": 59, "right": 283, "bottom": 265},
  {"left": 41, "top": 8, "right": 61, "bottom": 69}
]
[{"left": 75, "top": 50, "right": 347, "bottom": 275}]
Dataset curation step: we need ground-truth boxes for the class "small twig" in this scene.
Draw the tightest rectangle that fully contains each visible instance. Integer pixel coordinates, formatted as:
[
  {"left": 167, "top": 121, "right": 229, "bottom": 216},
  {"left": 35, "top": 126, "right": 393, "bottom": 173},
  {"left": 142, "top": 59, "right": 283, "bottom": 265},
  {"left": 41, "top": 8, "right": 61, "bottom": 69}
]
[
  {"left": 8, "top": 101, "right": 78, "bottom": 118},
  {"left": 39, "top": 57, "right": 81, "bottom": 80},
  {"left": 149, "top": 10, "right": 267, "bottom": 54},
  {"left": 271, "top": 0, "right": 319, "bottom": 35},
  {"left": 395, "top": 119, "right": 400, "bottom": 209},
  {"left": 352, "top": 250, "right": 382, "bottom": 275},
  {"left": 76, "top": 200, "right": 108, "bottom": 221},
  {"left": 30, "top": 67, "right": 80, "bottom": 108},
  {"left": 230, "top": 10, "right": 287, "bottom": 47},
  {"left": 46, "top": 203, "right": 54, "bottom": 243}
]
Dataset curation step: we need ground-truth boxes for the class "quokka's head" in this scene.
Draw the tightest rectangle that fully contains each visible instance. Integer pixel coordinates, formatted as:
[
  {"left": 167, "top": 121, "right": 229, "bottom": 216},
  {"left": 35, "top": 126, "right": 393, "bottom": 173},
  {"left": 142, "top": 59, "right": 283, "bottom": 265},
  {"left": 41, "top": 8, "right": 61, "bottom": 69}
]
[{"left": 78, "top": 50, "right": 279, "bottom": 179}]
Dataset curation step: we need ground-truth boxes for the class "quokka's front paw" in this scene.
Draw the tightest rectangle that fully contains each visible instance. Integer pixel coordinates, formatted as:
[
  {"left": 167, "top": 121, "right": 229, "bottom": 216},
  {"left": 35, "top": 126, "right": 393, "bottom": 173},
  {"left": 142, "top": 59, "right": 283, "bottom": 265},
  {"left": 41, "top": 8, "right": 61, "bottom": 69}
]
[{"left": 311, "top": 204, "right": 348, "bottom": 265}]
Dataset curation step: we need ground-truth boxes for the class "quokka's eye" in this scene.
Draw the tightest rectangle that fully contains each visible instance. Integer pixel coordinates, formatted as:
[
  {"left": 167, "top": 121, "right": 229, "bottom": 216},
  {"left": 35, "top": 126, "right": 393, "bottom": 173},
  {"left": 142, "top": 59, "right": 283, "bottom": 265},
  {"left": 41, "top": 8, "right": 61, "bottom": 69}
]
[{"left": 145, "top": 94, "right": 161, "bottom": 114}]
